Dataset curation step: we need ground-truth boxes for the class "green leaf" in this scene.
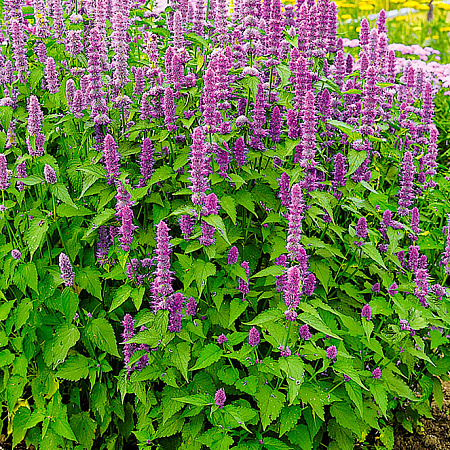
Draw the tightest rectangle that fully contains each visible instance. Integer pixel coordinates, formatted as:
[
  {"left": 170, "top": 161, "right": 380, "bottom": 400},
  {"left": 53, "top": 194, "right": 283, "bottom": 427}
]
[
  {"left": 149, "top": 166, "right": 173, "bottom": 185},
  {"left": 383, "top": 371, "right": 418, "bottom": 401},
  {"left": 56, "top": 355, "right": 90, "bottom": 381},
  {"left": 279, "top": 405, "right": 303, "bottom": 437},
  {"left": 311, "top": 261, "right": 331, "bottom": 293},
  {"left": 245, "top": 308, "right": 283, "bottom": 325},
  {"left": 345, "top": 382, "right": 363, "bottom": 417},
  {"left": 347, "top": 149, "right": 367, "bottom": 176},
  {"left": 110, "top": 284, "right": 133, "bottom": 312},
  {"left": 361, "top": 243, "right": 387, "bottom": 270},
  {"left": 76, "top": 267, "right": 102, "bottom": 300},
  {"left": 380, "top": 426, "right": 394, "bottom": 450},
  {"left": 70, "top": 412, "right": 97, "bottom": 449},
  {"left": 57, "top": 204, "right": 95, "bottom": 217},
  {"left": 85, "top": 318, "right": 120, "bottom": 357},
  {"left": 263, "top": 437, "right": 293, "bottom": 450},
  {"left": 330, "top": 402, "right": 359, "bottom": 434},
  {"left": 369, "top": 383, "right": 388, "bottom": 416},
  {"left": 61, "top": 288, "right": 79, "bottom": 322},
  {"left": 173, "top": 394, "right": 212, "bottom": 406},
  {"left": 83, "top": 209, "right": 115, "bottom": 238},
  {"left": 255, "top": 385, "right": 284, "bottom": 430},
  {"left": 203, "top": 214, "right": 230, "bottom": 244},
  {"left": 221, "top": 195, "right": 237, "bottom": 225},
  {"left": 6, "top": 375, "right": 26, "bottom": 412},
  {"left": 0, "top": 300, "right": 15, "bottom": 320},
  {"left": 190, "top": 344, "right": 222, "bottom": 371},
  {"left": 14, "top": 262, "right": 38, "bottom": 293},
  {"left": 298, "top": 312, "right": 342, "bottom": 340},
  {"left": 43, "top": 323, "right": 80, "bottom": 367},
  {"left": 279, "top": 357, "right": 305, "bottom": 404},
  {"left": 251, "top": 265, "right": 285, "bottom": 278},
  {"left": 50, "top": 183, "right": 77, "bottom": 209},
  {"left": 12, "top": 407, "right": 31, "bottom": 448},
  {"left": 0, "top": 349, "right": 15, "bottom": 366},
  {"left": 228, "top": 298, "right": 248, "bottom": 327},
  {"left": 170, "top": 341, "right": 190, "bottom": 382},
  {"left": 193, "top": 259, "right": 216, "bottom": 297},
  {"left": 25, "top": 218, "right": 49, "bottom": 259}
]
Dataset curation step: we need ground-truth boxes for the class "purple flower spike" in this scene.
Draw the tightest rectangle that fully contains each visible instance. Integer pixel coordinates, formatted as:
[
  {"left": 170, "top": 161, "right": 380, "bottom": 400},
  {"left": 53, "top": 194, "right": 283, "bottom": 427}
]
[
  {"left": 284, "top": 266, "right": 301, "bottom": 316},
  {"left": 185, "top": 296, "right": 197, "bottom": 316},
  {"left": 361, "top": 304, "right": 372, "bottom": 321},
  {"left": 217, "top": 334, "right": 227, "bottom": 344},
  {"left": 397, "top": 151, "right": 416, "bottom": 216},
  {"left": 138, "top": 138, "right": 154, "bottom": 187},
  {"left": 189, "top": 126, "right": 210, "bottom": 205},
  {"left": 299, "top": 324, "right": 311, "bottom": 340},
  {"left": 151, "top": 221, "right": 174, "bottom": 313},
  {"left": 44, "top": 164, "right": 57, "bottom": 184},
  {"left": 0, "top": 154, "right": 10, "bottom": 190},
  {"left": 228, "top": 246, "right": 239, "bottom": 264},
  {"left": 248, "top": 326, "right": 260, "bottom": 347},
  {"left": 372, "top": 367, "right": 382, "bottom": 379},
  {"left": 238, "top": 261, "right": 250, "bottom": 296},
  {"left": 102, "top": 134, "right": 122, "bottom": 185},
  {"left": 278, "top": 172, "right": 290, "bottom": 208},
  {"left": 372, "top": 283, "right": 380, "bottom": 293},
  {"left": 59, "top": 252, "right": 75, "bottom": 287},
  {"left": 234, "top": 137, "right": 247, "bottom": 167},
  {"left": 215, "top": 388, "right": 226, "bottom": 408},
  {"left": 287, "top": 184, "right": 305, "bottom": 261},
  {"left": 388, "top": 282, "right": 398, "bottom": 296},
  {"left": 11, "top": 249, "right": 21, "bottom": 260},
  {"left": 326, "top": 345, "right": 337, "bottom": 360},
  {"left": 179, "top": 215, "right": 194, "bottom": 240},
  {"left": 356, "top": 217, "right": 368, "bottom": 240}
]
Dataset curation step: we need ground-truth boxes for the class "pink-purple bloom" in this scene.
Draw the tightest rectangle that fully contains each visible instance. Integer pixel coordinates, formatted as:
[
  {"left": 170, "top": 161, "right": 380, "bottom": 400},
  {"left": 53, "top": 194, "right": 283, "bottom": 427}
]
[
  {"left": 59, "top": 252, "right": 75, "bottom": 287},
  {"left": 248, "top": 326, "right": 260, "bottom": 347},
  {"left": 361, "top": 304, "right": 372, "bottom": 321}
]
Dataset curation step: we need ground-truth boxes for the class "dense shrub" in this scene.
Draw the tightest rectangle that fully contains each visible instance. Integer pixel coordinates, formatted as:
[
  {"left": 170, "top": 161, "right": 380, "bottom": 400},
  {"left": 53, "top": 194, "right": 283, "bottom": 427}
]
[{"left": 1, "top": 0, "right": 450, "bottom": 449}]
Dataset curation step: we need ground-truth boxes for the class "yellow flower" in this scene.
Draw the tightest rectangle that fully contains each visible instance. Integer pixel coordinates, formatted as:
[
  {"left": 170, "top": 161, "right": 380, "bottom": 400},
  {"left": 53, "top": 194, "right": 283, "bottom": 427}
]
[
  {"left": 341, "top": 13, "right": 352, "bottom": 19},
  {"left": 416, "top": 4, "right": 429, "bottom": 9},
  {"left": 395, "top": 15, "right": 409, "bottom": 20},
  {"left": 437, "top": 2, "right": 450, "bottom": 8},
  {"left": 358, "top": 2, "right": 375, "bottom": 9},
  {"left": 440, "top": 26, "right": 450, "bottom": 31},
  {"left": 402, "top": 0, "right": 419, "bottom": 6},
  {"left": 432, "top": 34, "right": 439, "bottom": 39}
]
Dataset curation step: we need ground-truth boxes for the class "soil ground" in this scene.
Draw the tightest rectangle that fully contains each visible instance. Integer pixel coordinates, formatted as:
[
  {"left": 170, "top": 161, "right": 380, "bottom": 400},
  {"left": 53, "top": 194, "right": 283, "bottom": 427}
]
[{"left": 392, "top": 382, "right": 450, "bottom": 450}]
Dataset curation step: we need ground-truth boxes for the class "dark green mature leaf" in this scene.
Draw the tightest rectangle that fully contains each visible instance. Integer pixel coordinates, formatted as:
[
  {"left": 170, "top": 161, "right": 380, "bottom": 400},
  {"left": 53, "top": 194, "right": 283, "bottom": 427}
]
[
  {"left": 228, "top": 298, "right": 248, "bottom": 326},
  {"left": 25, "top": 218, "right": 49, "bottom": 259},
  {"left": 279, "top": 405, "right": 303, "bottom": 437},
  {"left": 193, "top": 259, "right": 216, "bottom": 297},
  {"left": 70, "top": 412, "right": 97, "bottom": 449},
  {"left": 50, "top": 183, "right": 78, "bottom": 209},
  {"left": 6, "top": 375, "right": 26, "bottom": 412},
  {"left": 76, "top": 267, "right": 102, "bottom": 299},
  {"left": 263, "top": 437, "right": 293, "bottom": 450},
  {"left": 203, "top": 214, "right": 230, "bottom": 244},
  {"left": 43, "top": 323, "right": 80, "bottom": 367},
  {"left": 255, "top": 385, "right": 284, "bottom": 430},
  {"left": 345, "top": 382, "right": 363, "bottom": 417},
  {"left": 361, "top": 243, "right": 387, "bottom": 269},
  {"left": 12, "top": 407, "right": 31, "bottom": 448},
  {"left": 85, "top": 318, "right": 120, "bottom": 357},
  {"left": 251, "top": 265, "right": 285, "bottom": 278},
  {"left": 190, "top": 344, "right": 222, "bottom": 371},
  {"left": 347, "top": 149, "right": 367, "bottom": 175},
  {"left": 14, "top": 262, "right": 38, "bottom": 293},
  {"left": 56, "top": 355, "right": 90, "bottom": 381},
  {"left": 110, "top": 284, "right": 133, "bottom": 312},
  {"left": 221, "top": 195, "right": 237, "bottom": 225},
  {"left": 170, "top": 341, "right": 191, "bottom": 382},
  {"left": 298, "top": 313, "right": 342, "bottom": 340},
  {"left": 245, "top": 308, "right": 283, "bottom": 325}
]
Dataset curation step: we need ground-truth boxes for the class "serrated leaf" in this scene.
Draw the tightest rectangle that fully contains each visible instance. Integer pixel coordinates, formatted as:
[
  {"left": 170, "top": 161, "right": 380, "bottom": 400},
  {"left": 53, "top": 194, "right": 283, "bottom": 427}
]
[
  {"left": 70, "top": 412, "right": 97, "bottom": 449},
  {"left": 255, "top": 385, "right": 284, "bottom": 430},
  {"left": 361, "top": 243, "right": 387, "bottom": 269},
  {"left": 221, "top": 195, "right": 237, "bottom": 225},
  {"left": 173, "top": 394, "right": 212, "bottom": 406},
  {"left": 251, "top": 265, "right": 285, "bottom": 278},
  {"left": 347, "top": 149, "right": 367, "bottom": 176},
  {"left": 43, "top": 323, "right": 80, "bottom": 367},
  {"left": 245, "top": 308, "right": 283, "bottom": 325},
  {"left": 83, "top": 209, "right": 115, "bottom": 238},
  {"left": 56, "top": 355, "right": 90, "bottom": 381},
  {"left": 228, "top": 298, "right": 248, "bottom": 327},
  {"left": 203, "top": 214, "right": 230, "bottom": 244},
  {"left": 76, "top": 267, "right": 102, "bottom": 300},
  {"left": 193, "top": 259, "right": 216, "bottom": 297},
  {"left": 6, "top": 375, "right": 26, "bottom": 412},
  {"left": 110, "top": 285, "right": 133, "bottom": 312},
  {"left": 25, "top": 218, "right": 49, "bottom": 259},
  {"left": 263, "top": 437, "right": 293, "bottom": 450},
  {"left": 14, "top": 262, "right": 38, "bottom": 293},
  {"left": 298, "top": 312, "right": 342, "bottom": 340},
  {"left": 345, "top": 381, "right": 363, "bottom": 417},
  {"left": 279, "top": 405, "right": 302, "bottom": 437},
  {"left": 170, "top": 341, "right": 190, "bottom": 382},
  {"left": 190, "top": 344, "right": 222, "bottom": 371},
  {"left": 50, "top": 183, "right": 77, "bottom": 209},
  {"left": 85, "top": 318, "right": 120, "bottom": 357}
]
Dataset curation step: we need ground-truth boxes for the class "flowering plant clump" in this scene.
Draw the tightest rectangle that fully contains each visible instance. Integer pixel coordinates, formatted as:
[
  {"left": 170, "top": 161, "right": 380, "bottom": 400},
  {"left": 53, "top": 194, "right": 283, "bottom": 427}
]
[{"left": 1, "top": 0, "right": 450, "bottom": 449}]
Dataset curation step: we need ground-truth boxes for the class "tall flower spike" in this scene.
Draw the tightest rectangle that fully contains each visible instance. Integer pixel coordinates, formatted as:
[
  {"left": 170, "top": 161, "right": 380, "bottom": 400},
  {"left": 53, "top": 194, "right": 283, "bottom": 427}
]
[
  {"left": 238, "top": 261, "right": 250, "bottom": 296},
  {"left": 228, "top": 246, "right": 239, "bottom": 264},
  {"left": 151, "top": 221, "right": 174, "bottom": 313},
  {"left": 188, "top": 127, "right": 210, "bottom": 205},
  {"left": 234, "top": 137, "right": 247, "bottom": 167},
  {"left": 118, "top": 204, "right": 136, "bottom": 251},
  {"left": 103, "top": 134, "right": 122, "bottom": 185},
  {"left": 179, "top": 215, "right": 194, "bottom": 240},
  {"left": 278, "top": 172, "right": 290, "bottom": 208},
  {"left": 0, "top": 154, "right": 10, "bottom": 190},
  {"left": 122, "top": 314, "right": 136, "bottom": 375},
  {"left": 284, "top": 266, "right": 301, "bottom": 320},
  {"left": 44, "top": 164, "right": 57, "bottom": 184},
  {"left": 248, "top": 326, "right": 260, "bottom": 347},
  {"left": 397, "top": 151, "right": 416, "bottom": 216},
  {"left": 59, "top": 253, "right": 75, "bottom": 287},
  {"left": 163, "top": 86, "right": 177, "bottom": 132},
  {"left": 286, "top": 184, "right": 305, "bottom": 261},
  {"left": 137, "top": 138, "right": 154, "bottom": 188},
  {"left": 44, "top": 57, "right": 59, "bottom": 94},
  {"left": 440, "top": 215, "right": 450, "bottom": 274}
]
